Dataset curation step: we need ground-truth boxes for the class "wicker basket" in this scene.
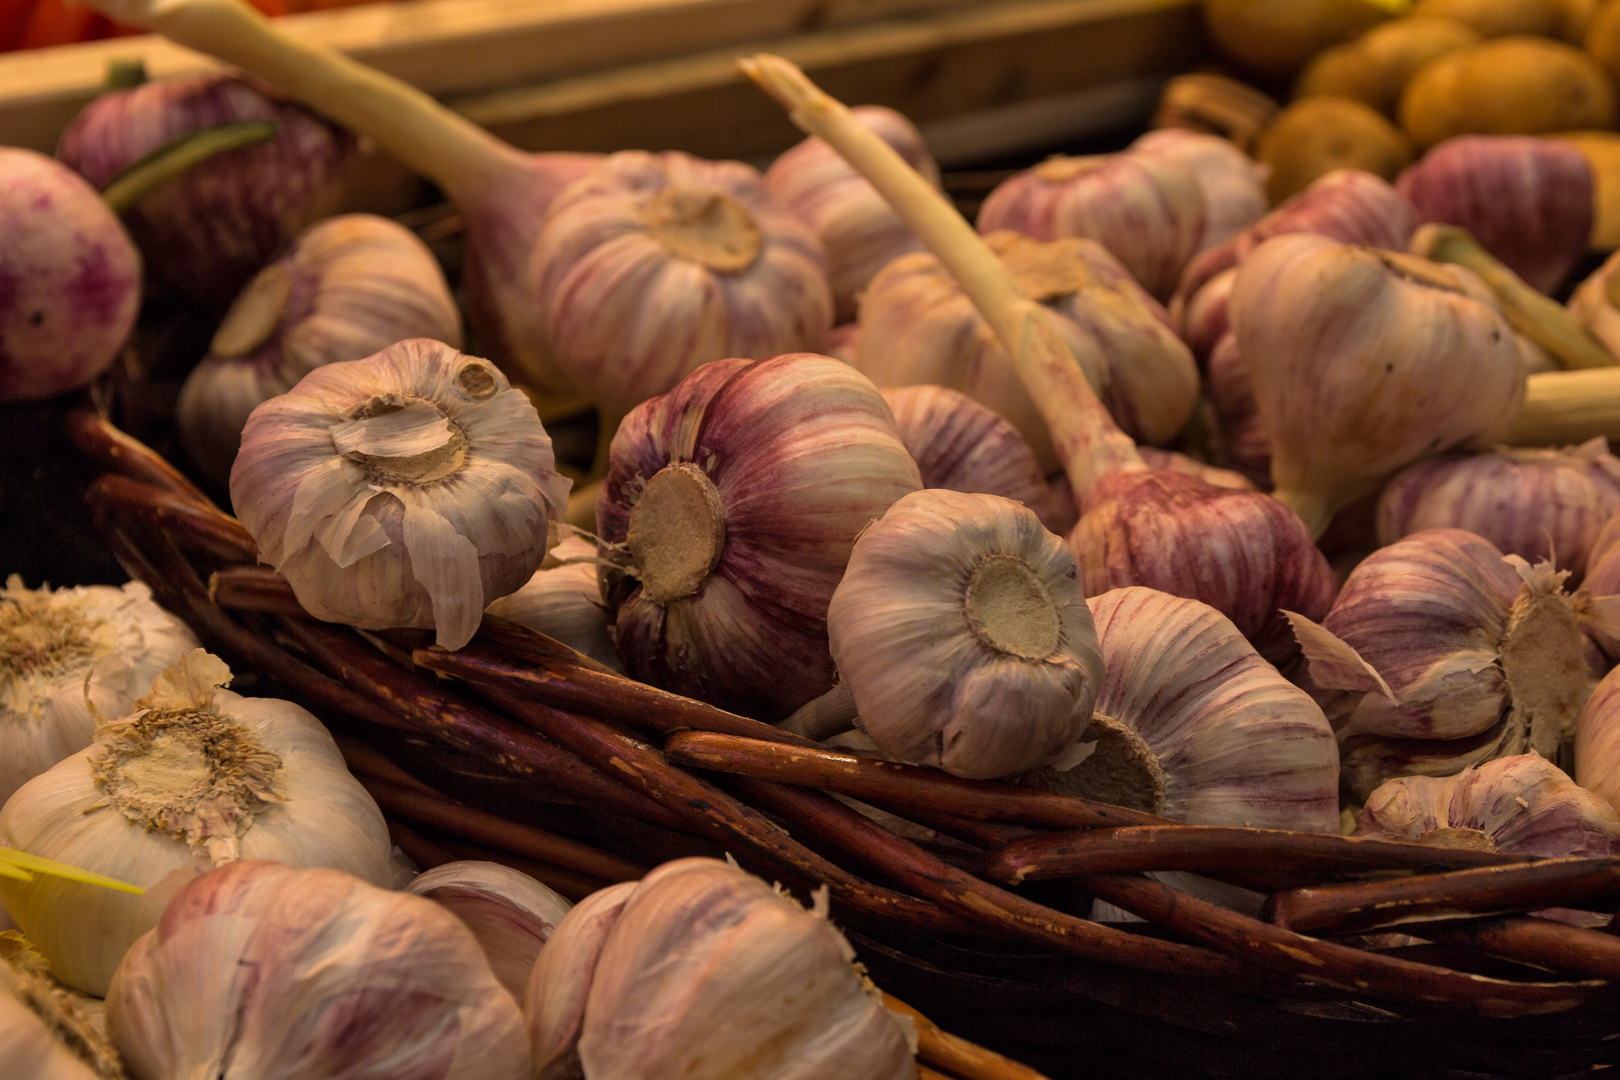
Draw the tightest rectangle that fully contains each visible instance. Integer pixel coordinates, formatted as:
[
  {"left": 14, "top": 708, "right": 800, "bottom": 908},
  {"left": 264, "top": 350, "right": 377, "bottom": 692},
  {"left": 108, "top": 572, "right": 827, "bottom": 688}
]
[{"left": 68, "top": 410, "right": 1620, "bottom": 1080}]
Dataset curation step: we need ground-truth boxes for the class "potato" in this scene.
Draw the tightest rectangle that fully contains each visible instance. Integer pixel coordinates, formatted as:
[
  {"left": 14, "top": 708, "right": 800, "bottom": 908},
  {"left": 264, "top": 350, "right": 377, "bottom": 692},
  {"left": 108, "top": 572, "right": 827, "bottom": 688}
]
[
  {"left": 1203, "top": 0, "right": 1393, "bottom": 78},
  {"left": 1257, "top": 96, "right": 1415, "bottom": 201},
  {"left": 1295, "top": 17, "right": 1483, "bottom": 116},
  {"left": 1586, "top": 0, "right": 1620, "bottom": 83},
  {"left": 1399, "top": 36, "right": 1616, "bottom": 149},
  {"left": 1410, "top": 0, "right": 1563, "bottom": 37},
  {"left": 1555, "top": 130, "right": 1620, "bottom": 248},
  {"left": 1557, "top": 0, "right": 1603, "bottom": 41}
]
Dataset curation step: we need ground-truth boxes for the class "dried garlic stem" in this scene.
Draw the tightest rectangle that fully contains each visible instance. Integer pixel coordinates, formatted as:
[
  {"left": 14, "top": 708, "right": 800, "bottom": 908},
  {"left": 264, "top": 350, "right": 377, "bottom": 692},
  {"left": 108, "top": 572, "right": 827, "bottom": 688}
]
[
  {"left": 737, "top": 54, "right": 1143, "bottom": 498},
  {"left": 1503, "top": 368, "right": 1620, "bottom": 446}
]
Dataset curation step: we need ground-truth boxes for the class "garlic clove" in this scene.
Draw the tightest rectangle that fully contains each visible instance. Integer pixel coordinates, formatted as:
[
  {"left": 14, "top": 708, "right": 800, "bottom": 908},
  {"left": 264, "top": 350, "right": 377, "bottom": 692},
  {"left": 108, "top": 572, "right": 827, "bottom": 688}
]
[
  {"left": 484, "top": 535, "right": 623, "bottom": 673},
  {"left": 1128, "top": 129, "right": 1269, "bottom": 253},
  {"left": 106, "top": 859, "right": 529, "bottom": 1080},
  {"left": 766, "top": 105, "right": 941, "bottom": 322},
  {"left": 879, "top": 385, "right": 1067, "bottom": 534},
  {"left": 405, "top": 860, "right": 574, "bottom": 1003},
  {"left": 524, "top": 880, "right": 636, "bottom": 1078},
  {"left": 827, "top": 489, "right": 1102, "bottom": 779},
  {"left": 231, "top": 339, "right": 570, "bottom": 650},
  {"left": 0, "top": 944, "right": 121, "bottom": 1080}
]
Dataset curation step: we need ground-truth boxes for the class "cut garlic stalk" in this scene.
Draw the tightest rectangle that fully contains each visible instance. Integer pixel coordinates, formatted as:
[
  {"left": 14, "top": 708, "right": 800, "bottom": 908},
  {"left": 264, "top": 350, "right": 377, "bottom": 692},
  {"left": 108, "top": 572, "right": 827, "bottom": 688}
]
[
  {"left": 1568, "top": 246, "right": 1620, "bottom": 361},
  {"left": 0, "top": 578, "right": 197, "bottom": 808},
  {"left": 524, "top": 857, "right": 914, "bottom": 1080},
  {"left": 0, "top": 650, "right": 392, "bottom": 996},
  {"left": 1503, "top": 368, "right": 1620, "bottom": 446},
  {"left": 107, "top": 859, "right": 529, "bottom": 1080},
  {"left": 484, "top": 535, "right": 622, "bottom": 673},
  {"left": 231, "top": 338, "right": 570, "bottom": 650},
  {"left": 826, "top": 490, "right": 1102, "bottom": 779},
  {"left": 0, "top": 945, "right": 121, "bottom": 1080},
  {"left": 405, "top": 860, "right": 573, "bottom": 1002}
]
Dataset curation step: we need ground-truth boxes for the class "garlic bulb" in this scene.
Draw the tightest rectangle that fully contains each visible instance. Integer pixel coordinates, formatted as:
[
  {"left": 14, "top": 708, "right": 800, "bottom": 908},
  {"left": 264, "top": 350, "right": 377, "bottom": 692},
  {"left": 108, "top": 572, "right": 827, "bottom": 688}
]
[
  {"left": 826, "top": 489, "right": 1102, "bottom": 779},
  {"left": 230, "top": 338, "right": 570, "bottom": 651},
  {"left": 856, "top": 230, "right": 1199, "bottom": 471},
  {"left": 1567, "top": 247, "right": 1620, "bottom": 361},
  {"left": 106, "top": 859, "right": 529, "bottom": 1080},
  {"left": 1576, "top": 663, "right": 1620, "bottom": 812},
  {"left": 533, "top": 150, "right": 833, "bottom": 425},
  {"left": 1377, "top": 439, "right": 1620, "bottom": 578},
  {"left": 977, "top": 150, "right": 1206, "bottom": 299},
  {"left": 1027, "top": 587, "right": 1339, "bottom": 831},
  {"left": 766, "top": 106, "right": 940, "bottom": 321},
  {"left": 596, "top": 353, "right": 919, "bottom": 719},
  {"left": 0, "top": 650, "right": 392, "bottom": 995},
  {"left": 1128, "top": 129, "right": 1269, "bottom": 252},
  {"left": 484, "top": 535, "right": 622, "bottom": 672},
  {"left": 1135, "top": 447, "right": 1256, "bottom": 491},
  {"left": 524, "top": 857, "right": 913, "bottom": 1080},
  {"left": 1290, "top": 529, "right": 1599, "bottom": 799},
  {"left": 404, "top": 860, "right": 573, "bottom": 1002},
  {"left": 177, "top": 213, "right": 463, "bottom": 486},
  {"left": 1231, "top": 234, "right": 1523, "bottom": 535},
  {"left": 0, "top": 578, "right": 198, "bottom": 809},
  {"left": 879, "top": 385, "right": 1066, "bottom": 534},
  {"left": 1203, "top": 331, "right": 1271, "bottom": 482},
  {"left": 1357, "top": 754, "right": 1620, "bottom": 856},
  {"left": 1395, "top": 135, "right": 1594, "bottom": 294},
  {"left": 0, "top": 945, "right": 121, "bottom": 1080},
  {"left": 824, "top": 322, "right": 860, "bottom": 364}
]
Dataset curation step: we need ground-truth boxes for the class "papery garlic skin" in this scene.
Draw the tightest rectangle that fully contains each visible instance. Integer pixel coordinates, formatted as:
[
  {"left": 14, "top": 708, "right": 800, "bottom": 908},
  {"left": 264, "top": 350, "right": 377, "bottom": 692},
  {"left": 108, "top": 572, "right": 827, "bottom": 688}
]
[
  {"left": 0, "top": 950, "right": 118, "bottom": 1080},
  {"left": 827, "top": 490, "right": 1102, "bottom": 779},
  {"left": 1377, "top": 440, "right": 1620, "bottom": 578},
  {"left": 484, "top": 535, "right": 623, "bottom": 672},
  {"left": 596, "top": 353, "right": 920, "bottom": 719},
  {"left": 977, "top": 151, "right": 1206, "bottom": 299},
  {"left": 106, "top": 859, "right": 529, "bottom": 1080},
  {"left": 880, "top": 385, "right": 1066, "bottom": 534},
  {"left": 1129, "top": 129, "right": 1269, "bottom": 252},
  {"left": 767, "top": 106, "right": 940, "bottom": 321},
  {"left": 856, "top": 230, "right": 1198, "bottom": 471},
  {"left": 533, "top": 151, "right": 833, "bottom": 422},
  {"left": 0, "top": 578, "right": 198, "bottom": 808},
  {"left": 1568, "top": 247, "right": 1620, "bottom": 361},
  {"left": 231, "top": 338, "right": 570, "bottom": 650},
  {"left": 1026, "top": 587, "right": 1338, "bottom": 831},
  {"left": 0, "top": 650, "right": 392, "bottom": 996},
  {"left": 526, "top": 880, "right": 635, "bottom": 1076},
  {"left": 1231, "top": 234, "right": 1523, "bottom": 534},
  {"left": 1357, "top": 754, "right": 1620, "bottom": 857},
  {"left": 404, "top": 860, "right": 573, "bottom": 1002},
  {"left": 1291, "top": 529, "right": 1596, "bottom": 799},
  {"left": 524, "top": 857, "right": 914, "bottom": 1080},
  {"left": 178, "top": 214, "right": 463, "bottom": 486}
]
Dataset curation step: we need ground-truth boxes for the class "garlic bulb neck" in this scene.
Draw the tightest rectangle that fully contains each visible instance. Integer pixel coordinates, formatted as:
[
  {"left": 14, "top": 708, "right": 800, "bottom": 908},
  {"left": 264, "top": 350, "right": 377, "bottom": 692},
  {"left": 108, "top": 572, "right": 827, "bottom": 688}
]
[
  {"left": 644, "top": 187, "right": 763, "bottom": 272},
  {"left": 1044, "top": 712, "right": 1167, "bottom": 815},
  {"left": 999, "top": 236, "right": 1100, "bottom": 301},
  {"left": 964, "top": 554, "right": 1060, "bottom": 659},
  {"left": 209, "top": 264, "right": 292, "bottom": 357},
  {"left": 335, "top": 396, "right": 470, "bottom": 486},
  {"left": 2, "top": 957, "right": 124, "bottom": 1080},
  {"left": 1413, "top": 826, "right": 1497, "bottom": 852},
  {"left": 625, "top": 463, "right": 727, "bottom": 605}
]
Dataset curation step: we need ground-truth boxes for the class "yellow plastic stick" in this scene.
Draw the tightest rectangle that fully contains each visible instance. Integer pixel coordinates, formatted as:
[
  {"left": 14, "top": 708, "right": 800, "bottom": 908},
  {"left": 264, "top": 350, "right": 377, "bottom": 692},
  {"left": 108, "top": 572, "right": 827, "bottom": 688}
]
[{"left": 0, "top": 848, "right": 144, "bottom": 895}]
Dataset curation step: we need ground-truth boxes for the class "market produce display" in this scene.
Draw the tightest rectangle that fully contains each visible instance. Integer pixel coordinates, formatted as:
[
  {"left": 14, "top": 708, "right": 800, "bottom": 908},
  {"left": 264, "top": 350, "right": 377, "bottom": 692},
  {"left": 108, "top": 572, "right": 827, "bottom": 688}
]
[{"left": 18, "top": 0, "right": 1620, "bottom": 1076}]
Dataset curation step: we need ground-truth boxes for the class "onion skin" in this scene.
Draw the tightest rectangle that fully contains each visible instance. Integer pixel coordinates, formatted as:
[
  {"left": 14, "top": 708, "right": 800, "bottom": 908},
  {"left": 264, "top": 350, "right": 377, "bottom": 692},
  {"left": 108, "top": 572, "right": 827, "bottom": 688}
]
[{"left": 0, "top": 148, "right": 141, "bottom": 403}]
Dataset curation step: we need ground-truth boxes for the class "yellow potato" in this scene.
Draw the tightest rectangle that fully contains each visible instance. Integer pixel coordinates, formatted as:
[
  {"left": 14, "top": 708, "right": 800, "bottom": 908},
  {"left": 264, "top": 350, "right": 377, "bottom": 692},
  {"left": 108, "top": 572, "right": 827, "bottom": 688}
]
[
  {"left": 1295, "top": 17, "right": 1483, "bottom": 116},
  {"left": 1555, "top": 130, "right": 1620, "bottom": 249},
  {"left": 1203, "top": 0, "right": 1393, "bottom": 78},
  {"left": 1257, "top": 96, "right": 1415, "bottom": 201},
  {"left": 1410, "top": 0, "right": 1563, "bottom": 37}
]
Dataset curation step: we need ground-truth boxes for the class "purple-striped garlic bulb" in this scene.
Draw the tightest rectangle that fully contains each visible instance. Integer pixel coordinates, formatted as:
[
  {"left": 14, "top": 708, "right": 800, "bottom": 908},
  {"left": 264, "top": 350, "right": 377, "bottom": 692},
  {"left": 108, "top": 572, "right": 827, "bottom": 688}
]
[
  {"left": 524, "top": 857, "right": 914, "bottom": 1080},
  {"left": 231, "top": 339, "right": 571, "bottom": 651},
  {"left": 1290, "top": 528, "right": 1604, "bottom": 798},
  {"left": 766, "top": 105, "right": 940, "bottom": 321},
  {"left": 1584, "top": 514, "right": 1620, "bottom": 620},
  {"left": 484, "top": 535, "right": 622, "bottom": 673},
  {"left": 880, "top": 385, "right": 1065, "bottom": 534},
  {"left": 178, "top": 213, "right": 462, "bottom": 485},
  {"left": 1357, "top": 754, "right": 1620, "bottom": 857},
  {"left": 1128, "top": 129, "right": 1269, "bottom": 253},
  {"left": 57, "top": 72, "right": 351, "bottom": 307},
  {"left": 976, "top": 151, "right": 1205, "bottom": 300},
  {"left": 823, "top": 322, "right": 860, "bottom": 363},
  {"left": 404, "top": 860, "right": 573, "bottom": 1002},
  {"left": 1568, "top": 248, "right": 1620, "bottom": 362},
  {"left": 1377, "top": 439, "right": 1620, "bottom": 578},
  {"left": 1396, "top": 135, "right": 1594, "bottom": 295},
  {"left": 534, "top": 151, "right": 832, "bottom": 427},
  {"left": 0, "top": 148, "right": 140, "bottom": 403},
  {"left": 107, "top": 860, "right": 529, "bottom": 1080},
  {"left": 1180, "top": 266, "right": 1237, "bottom": 361},
  {"left": 1203, "top": 331, "right": 1271, "bottom": 482},
  {"left": 1231, "top": 234, "right": 1524, "bottom": 536},
  {"left": 1135, "top": 447, "right": 1256, "bottom": 491},
  {"left": 856, "top": 230, "right": 1199, "bottom": 471},
  {"left": 824, "top": 490, "right": 1102, "bottom": 779},
  {"left": 595, "top": 353, "right": 920, "bottom": 719},
  {"left": 1025, "top": 587, "right": 1339, "bottom": 830},
  {"left": 1577, "top": 665, "right": 1620, "bottom": 813}
]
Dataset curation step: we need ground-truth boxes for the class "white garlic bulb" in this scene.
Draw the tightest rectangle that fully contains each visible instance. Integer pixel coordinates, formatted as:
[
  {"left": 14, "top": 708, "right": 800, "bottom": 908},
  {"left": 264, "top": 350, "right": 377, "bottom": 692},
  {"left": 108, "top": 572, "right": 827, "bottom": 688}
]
[
  {"left": 1128, "top": 129, "right": 1269, "bottom": 253},
  {"left": 0, "top": 650, "right": 392, "bottom": 995},
  {"left": 534, "top": 150, "right": 833, "bottom": 425},
  {"left": 827, "top": 489, "right": 1102, "bottom": 779},
  {"left": 1027, "top": 587, "right": 1339, "bottom": 831},
  {"left": 856, "top": 230, "right": 1199, "bottom": 471},
  {"left": 0, "top": 946, "right": 120, "bottom": 1080},
  {"left": 405, "top": 860, "right": 573, "bottom": 1002},
  {"left": 766, "top": 105, "right": 940, "bottom": 321},
  {"left": 1357, "top": 754, "right": 1620, "bottom": 857},
  {"left": 1290, "top": 529, "right": 1599, "bottom": 799},
  {"left": 230, "top": 338, "right": 571, "bottom": 651},
  {"left": 596, "top": 352, "right": 920, "bottom": 719},
  {"left": 177, "top": 213, "right": 463, "bottom": 486},
  {"left": 524, "top": 857, "right": 914, "bottom": 1080},
  {"left": 106, "top": 859, "right": 529, "bottom": 1080},
  {"left": 0, "top": 578, "right": 198, "bottom": 809},
  {"left": 484, "top": 535, "right": 622, "bottom": 672},
  {"left": 879, "top": 385, "right": 1066, "bottom": 535}
]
